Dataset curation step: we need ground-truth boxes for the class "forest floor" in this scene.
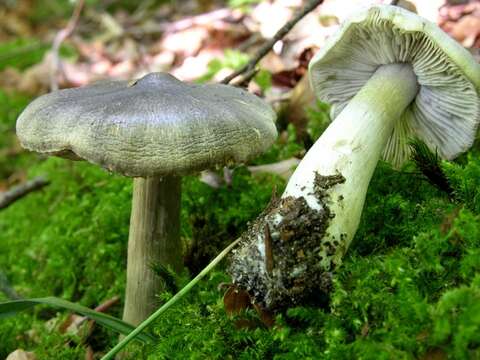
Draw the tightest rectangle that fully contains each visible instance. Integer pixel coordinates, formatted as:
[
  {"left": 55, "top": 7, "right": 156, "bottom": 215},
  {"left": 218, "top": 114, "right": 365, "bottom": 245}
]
[{"left": 0, "top": 0, "right": 480, "bottom": 359}]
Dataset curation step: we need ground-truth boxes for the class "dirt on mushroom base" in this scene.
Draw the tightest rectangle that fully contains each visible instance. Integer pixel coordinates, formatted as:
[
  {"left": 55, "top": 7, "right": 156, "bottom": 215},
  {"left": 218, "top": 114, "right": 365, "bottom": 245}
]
[{"left": 229, "top": 172, "right": 346, "bottom": 310}]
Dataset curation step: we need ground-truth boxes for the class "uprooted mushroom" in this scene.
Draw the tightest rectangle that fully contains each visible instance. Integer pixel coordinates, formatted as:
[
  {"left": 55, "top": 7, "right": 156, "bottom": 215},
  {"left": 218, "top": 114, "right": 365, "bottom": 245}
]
[
  {"left": 16, "top": 72, "right": 277, "bottom": 325},
  {"left": 229, "top": 5, "right": 480, "bottom": 310}
]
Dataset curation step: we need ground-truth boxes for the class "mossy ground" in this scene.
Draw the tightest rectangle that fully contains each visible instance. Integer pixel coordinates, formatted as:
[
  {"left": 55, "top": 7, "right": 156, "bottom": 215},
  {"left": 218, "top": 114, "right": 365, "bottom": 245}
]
[
  {"left": 2, "top": 84, "right": 480, "bottom": 359},
  {"left": 1, "top": 52, "right": 480, "bottom": 359}
]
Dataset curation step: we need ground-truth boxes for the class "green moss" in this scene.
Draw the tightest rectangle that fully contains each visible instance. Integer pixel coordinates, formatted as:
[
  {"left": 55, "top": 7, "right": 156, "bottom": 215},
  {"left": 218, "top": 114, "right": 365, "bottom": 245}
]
[
  {"left": 0, "top": 90, "right": 34, "bottom": 178},
  {"left": 0, "top": 40, "right": 49, "bottom": 72},
  {"left": 0, "top": 152, "right": 284, "bottom": 358},
  {"left": 145, "top": 153, "right": 480, "bottom": 359},
  {"left": 182, "top": 167, "right": 284, "bottom": 273},
  {"left": 1, "top": 89, "right": 480, "bottom": 358}
]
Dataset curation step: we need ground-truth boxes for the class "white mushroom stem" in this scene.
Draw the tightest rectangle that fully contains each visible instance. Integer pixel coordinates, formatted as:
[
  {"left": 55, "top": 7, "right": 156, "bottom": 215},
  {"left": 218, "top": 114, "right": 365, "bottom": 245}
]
[
  {"left": 284, "top": 63, "right": 418, "bottom": 258},
  {"left": 123, "top": 175, "right": 182, "bottom": 326}
]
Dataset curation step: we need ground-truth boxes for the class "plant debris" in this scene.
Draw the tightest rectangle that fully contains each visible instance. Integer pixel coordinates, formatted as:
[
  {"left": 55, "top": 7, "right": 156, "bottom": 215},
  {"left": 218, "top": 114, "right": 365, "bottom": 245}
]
[{"left": 229, "top": 172, "right": 345, "bottom": 310}]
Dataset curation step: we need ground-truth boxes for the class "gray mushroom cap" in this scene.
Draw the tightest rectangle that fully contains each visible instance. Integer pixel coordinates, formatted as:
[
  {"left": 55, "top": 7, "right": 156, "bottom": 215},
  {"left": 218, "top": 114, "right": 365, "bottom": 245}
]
[
  {"left": 309, "top": 5, "right": 480, "bottom": 167},
  {"left": 16, "top": 72, "right": 277, "bottom": 177}
]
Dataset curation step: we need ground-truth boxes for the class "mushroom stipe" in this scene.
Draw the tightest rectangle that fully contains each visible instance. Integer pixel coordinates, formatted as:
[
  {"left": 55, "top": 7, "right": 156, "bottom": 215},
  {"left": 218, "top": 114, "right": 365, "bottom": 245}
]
[
  {"left": 16, "top": 72, "right": 277, "bottom": 325},
  {"left": 229, "top": 5, "right": 480, "bottom": 310}
]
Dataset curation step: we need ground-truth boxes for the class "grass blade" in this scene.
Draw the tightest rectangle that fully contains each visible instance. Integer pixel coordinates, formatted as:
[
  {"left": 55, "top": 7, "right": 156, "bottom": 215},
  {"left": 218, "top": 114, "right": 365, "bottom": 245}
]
[
  {"left": 101, "top": 237, "right": 241, "bottom": 360},
  {"left": 0, "top": 297, "right": 155, "bottom": 344}
]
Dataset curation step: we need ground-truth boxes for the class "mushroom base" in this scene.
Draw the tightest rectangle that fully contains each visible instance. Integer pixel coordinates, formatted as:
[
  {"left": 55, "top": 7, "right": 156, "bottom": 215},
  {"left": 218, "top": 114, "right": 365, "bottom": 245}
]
[{"left": 229, "top": 173, "right": 345, "bottom": 310}]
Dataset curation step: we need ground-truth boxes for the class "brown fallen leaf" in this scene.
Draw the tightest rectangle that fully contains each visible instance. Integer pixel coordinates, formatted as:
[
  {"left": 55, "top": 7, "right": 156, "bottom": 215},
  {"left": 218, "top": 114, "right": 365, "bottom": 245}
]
[
  {"left": 450, "top": 14, "right": 480, "bottom": 47},
  {"left": 252, "top": 302, "right": 275, "bottom": 328},
  {"left": 271, "top": 48, "right": 314, "bottom": 88},
  {"left": 162, "top": 27, "right": 209, "bottom": 57},
  {"left": 223, "top": 284, "right": 252, "bottom": 315},
  {"left": 59, "top": 314, "right": 88, "bottom": 336}
]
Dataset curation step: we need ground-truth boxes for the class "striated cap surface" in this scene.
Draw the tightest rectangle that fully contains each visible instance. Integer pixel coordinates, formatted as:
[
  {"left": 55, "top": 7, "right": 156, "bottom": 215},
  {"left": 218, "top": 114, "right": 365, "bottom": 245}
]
[
  {"left": 16, "top": 73, "right": 277, "bottom": 177},
  {"left": 309, "top": 5, "right": 480, "bottom": 167}
]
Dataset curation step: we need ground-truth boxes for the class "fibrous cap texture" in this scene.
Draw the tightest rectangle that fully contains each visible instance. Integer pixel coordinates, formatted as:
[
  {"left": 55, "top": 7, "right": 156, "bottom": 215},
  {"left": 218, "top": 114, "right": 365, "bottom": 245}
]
[
  {"left": 309, "top": 5, "right": 480, "bottom": 167},
  {"left": 17, "top": 72, "right": 277, "bottom": 177}
]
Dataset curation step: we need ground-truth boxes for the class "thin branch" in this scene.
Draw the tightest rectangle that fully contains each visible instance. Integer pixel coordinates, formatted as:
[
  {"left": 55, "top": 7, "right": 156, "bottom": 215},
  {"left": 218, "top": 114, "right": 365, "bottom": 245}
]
[
  {"left": 220, "top": 0, "right": 324, "bottom": 85},
  {"left": 50, "top": 0, "right": 86, "bottom": 91},
  {"left": 0, "top": 177, "right": 50, "bottom": 210},
  {"left": 231, "top": 68, "right": 259, "bottom": 88},
  {"left": 78, "top": 296, "right": 121, "bottom": 326}
]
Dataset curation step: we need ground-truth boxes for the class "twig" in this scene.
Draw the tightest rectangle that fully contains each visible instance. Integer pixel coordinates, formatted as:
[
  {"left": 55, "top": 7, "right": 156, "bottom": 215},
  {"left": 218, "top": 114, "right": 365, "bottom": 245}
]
[
  {"left": 0, "top": 177, "right": 50, "bottom": 210},
  {"left": 231, "top": 68, "right": 259, "bottom": 88},
  {"left": 78, "top": 296, "right": 121, "bottom": 326},
  {"left": 390, "top": 0, "right": 400, "bottom": 5},
  {"left": 50, "top": 0, "right": 85, "bottom": 91},
  {"left": 220, "top": 0, "right": 324, "bottom": 85}
]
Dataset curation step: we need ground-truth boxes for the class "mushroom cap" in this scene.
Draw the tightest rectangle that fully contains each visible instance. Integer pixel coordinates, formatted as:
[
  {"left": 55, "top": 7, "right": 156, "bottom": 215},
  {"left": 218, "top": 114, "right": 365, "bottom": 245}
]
[
  {"left": 309, "top": 5, "right": 480, "bottom": 167},
  {"left": 16, "top": 73, "right": 277, "bottom": 177}
]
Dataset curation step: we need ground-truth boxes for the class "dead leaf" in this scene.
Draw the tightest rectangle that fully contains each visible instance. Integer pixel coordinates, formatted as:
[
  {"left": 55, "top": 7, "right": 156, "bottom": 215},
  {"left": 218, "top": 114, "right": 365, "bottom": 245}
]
[
  {"left": 223, "top": 285, "right": 252, "bottom": 315},
  {"left": 450, "top": 14, "right": 480, "bottom": 47},
  {"left": 253, "top": 303, "right": 275, "bottom": 328},
  {"left": 248, "top": 158, "right": 300, "bottom": 180},
  {"left": 272, "top": 48, "right": 314, "bottom": 88},
  {"left": 7, "top": 171, "right": 27, "bottom": 186},
  {"left": 162, "top": 27, "right": 208, "bottom": 57},
  {"left": 6, "top": 349, "right": 37, "bottom": 360},
  {"left": 58, "top": 314, "right": 88, "bottom": 336}
]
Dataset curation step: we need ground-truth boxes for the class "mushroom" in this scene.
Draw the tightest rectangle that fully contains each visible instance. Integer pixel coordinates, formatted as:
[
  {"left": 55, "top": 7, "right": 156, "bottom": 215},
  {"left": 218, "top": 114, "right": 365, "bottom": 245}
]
[
  {"left": 16, "top": 72, "right": 277, "bottom": 324},
  {"left": 229, "top": 5, "right": 480, "bottom": 310}
]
